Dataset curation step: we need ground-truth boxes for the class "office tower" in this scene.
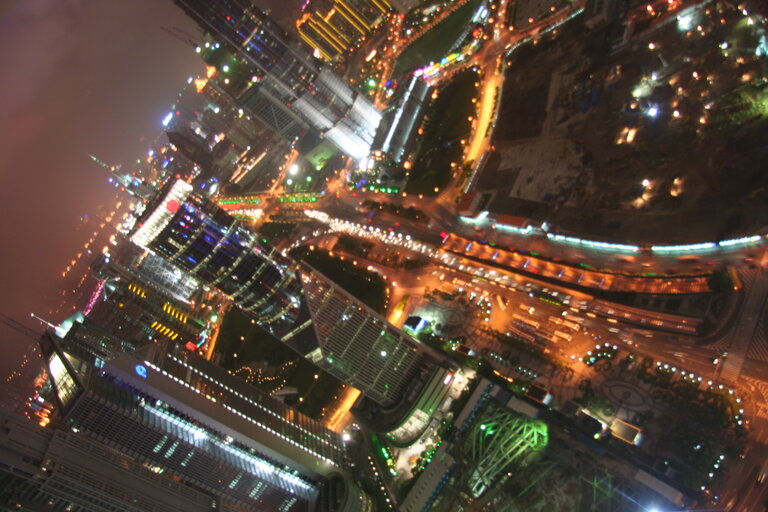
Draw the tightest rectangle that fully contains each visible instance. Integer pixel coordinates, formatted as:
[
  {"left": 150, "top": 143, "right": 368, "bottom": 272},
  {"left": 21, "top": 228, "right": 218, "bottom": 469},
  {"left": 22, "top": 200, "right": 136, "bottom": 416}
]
[
  {"left": 39, "top": 331, "right": 370, "bottom": 512},
  {"left": 86, "top": 256, "right": 206, "bottom": 347},
  {"left": 297, "top": 0, "right": 391, "bottom": 61},
  {"left": 385, "top": 0, "right": 422, "bottom": 13},
  {"left": 175, "top": 0, "right": 382, "bottom": 159},
  {"left": 196, "top": 37, "right": 309, "bottom": 142},
  {"left": 130, "top": 179, "right": 305, "bottom": 333},
  {"left": 115, "top": 245, "right": 201, "bottom": 304},
  {"left": 88, "top": 154, "right": 155, "bottom": 199},
  {"left": 166, "top": 130, "right": 216, "bottom": 180},
  {"left": 0, "top": 409, "right": 224, "bottom": 512},
  {"left": 163, "top": 79, "right": 281, "bottom": 189},
  {"left": 84, "top": 242, "right": 206, "bottom": 348},
  {"left": 337, "top": 0, "right": 392, "bottom": 26},
  {"left": 0, "top": 345, "right": 51, "bottom": 427},
  {"left": 128, "top": 179, "right": 451, "bottom": 409},
  {"left": 373, "top": 75, "right": 432, "bottom": 168}
]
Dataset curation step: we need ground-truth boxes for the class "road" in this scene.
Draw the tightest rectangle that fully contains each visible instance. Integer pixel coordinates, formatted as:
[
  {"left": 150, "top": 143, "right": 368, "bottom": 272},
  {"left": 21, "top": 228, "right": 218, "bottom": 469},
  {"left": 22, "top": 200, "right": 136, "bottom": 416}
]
[
  {"left": 296, "top": 218, "right": 724, "bottom": 375},
  {"left": 213, "top": 1, "right": 768, "bottom": 504},
  {"left": 718, "top": 443, "right": 768, "bottom": 511},
  {"left": 327, "top": 184, "right": 766, "bottom": 279},
  {"left": 719, "top": 269, "right": 768, "bottom": 383},
  {"left": 442, "top": 232, "right": 711, "bottom": 294},
  {"left": 237, "top": 173, "right": 768, "bottom": 510}
]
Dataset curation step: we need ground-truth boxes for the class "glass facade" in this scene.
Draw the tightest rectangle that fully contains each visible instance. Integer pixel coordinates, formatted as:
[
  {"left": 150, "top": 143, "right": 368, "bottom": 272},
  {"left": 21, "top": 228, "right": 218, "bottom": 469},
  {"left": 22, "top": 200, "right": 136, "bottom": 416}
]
[
  {"left": 130, "top": 180, "right": 447, "bottom": 410},
  {"left": 298, "top": 0, "right": 391, "bottom": 61},
  {"left": 130, "top": 180, "right": 304, "bottom": 332},
  {"left": 87, "top": 258, "right": 205, "bottom": 346},
  {"left": 300, "top": 271, "right": 426, "bottom": 406},
  {"left": 174, "top": 0, "right": 381, "bottom": 158},
  {"left": 0, "top": 410, "right": 220, "bottom": 512},
  {"left": 67, "top": 379, "right": 318, "bottom": 511},
  {"left": 141, "top": 341, "right": 349, "bottom": 469},
  {"left": 40, "top": 331, "right": 355, "bottom": 512}
]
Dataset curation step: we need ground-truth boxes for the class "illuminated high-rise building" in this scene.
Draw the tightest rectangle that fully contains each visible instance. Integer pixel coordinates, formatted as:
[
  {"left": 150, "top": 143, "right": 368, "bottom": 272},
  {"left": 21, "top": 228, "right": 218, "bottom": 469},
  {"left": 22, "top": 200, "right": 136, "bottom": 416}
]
[
  {"left": 39, "top": 331, "right": 371, "bottom": 512},
  {"left": 0, "top": 409, "right": 225, "bottom": 512},
  {"left": 128, "top": 179, "right": 453, "bottom": 409},
  {"left": 130, "top": 179, "right": 306, "bottom": 336},
  {"left": 175, "top": 0, "right": 382, "bottom": 159},
  {"left": 82, "top": 242, "right": 206, "bottom": 348},
  {"left": 161, "top": 78, "right": 283, "bottom": 189},
  {"left": 84, "top": 274, "right": 204, "bottom": 347},
  {"left": 385, "top": 0, "right": 422, "bottom": 13},
  {"left": 297, "top": 0, "right": 391, "bottom": 61},
  {"left": 194, "top": 40, "right": 309, "bottom": 143}
]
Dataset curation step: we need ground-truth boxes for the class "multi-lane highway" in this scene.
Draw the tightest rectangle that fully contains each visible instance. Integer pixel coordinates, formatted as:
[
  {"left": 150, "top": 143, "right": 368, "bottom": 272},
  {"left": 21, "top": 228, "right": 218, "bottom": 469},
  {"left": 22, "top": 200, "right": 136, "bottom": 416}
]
[{"left": 216, "top": 2, "right": 768, "bottom": 504}]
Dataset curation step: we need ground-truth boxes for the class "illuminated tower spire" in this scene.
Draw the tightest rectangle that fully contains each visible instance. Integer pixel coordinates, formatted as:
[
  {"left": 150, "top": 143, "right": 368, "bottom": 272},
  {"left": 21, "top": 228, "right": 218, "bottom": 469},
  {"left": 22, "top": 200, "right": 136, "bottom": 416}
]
[
  {"left": 88, "top": 153, "right": 122, "bottom": 176},
  {"left": 88, "top": 154, "right": 154, "bottom": 198},
  {"left": 88, "top": 153, "right": 129, "bottom": 187}
]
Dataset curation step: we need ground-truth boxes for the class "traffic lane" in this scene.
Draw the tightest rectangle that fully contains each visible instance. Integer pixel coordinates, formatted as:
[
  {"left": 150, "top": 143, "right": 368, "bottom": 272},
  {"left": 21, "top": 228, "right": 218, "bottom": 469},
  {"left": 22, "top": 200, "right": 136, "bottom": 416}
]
[
  {"left": 307, "top": 208, "right": 711, "bottom": 355},
  {"left": 572, "top": 315, "right": 722, "bottom": 373},
  {"left": 304, "top": 205, "right": 748, "bottom": 385},
  {"left": 406, "top": 255, "right": 743, "bottom": 397},
  {"left": 722, "top": 449, "right": 768, "bottom": 512},
  {"left": 321, "top": 200, "right": 444, "bottom": 246},
  {"left": 330, "top": 187, "right": 755, "bottom": 277},
  {"left": 742, "top": 359, "right": 768, "bottom": 385},
  {"left": 454, "top": 237, "right": 710, "bottom": 293}
]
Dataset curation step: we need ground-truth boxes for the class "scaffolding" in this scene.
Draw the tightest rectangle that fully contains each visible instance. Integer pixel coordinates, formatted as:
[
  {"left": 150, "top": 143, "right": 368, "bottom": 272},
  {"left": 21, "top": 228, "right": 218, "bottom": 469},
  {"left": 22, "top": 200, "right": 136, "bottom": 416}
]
[
  {"left": 474, "top": 439, "right": 644, "bottom": 512},
  {"left": 463, "top": 406, "right": 549, "bottom": 498}
]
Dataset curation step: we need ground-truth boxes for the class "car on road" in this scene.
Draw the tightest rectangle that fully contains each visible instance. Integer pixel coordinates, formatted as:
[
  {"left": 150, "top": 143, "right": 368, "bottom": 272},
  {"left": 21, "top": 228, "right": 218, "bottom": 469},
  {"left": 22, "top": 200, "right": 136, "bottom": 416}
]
[{"left": 758, "top": 461, "right": 768, "bottom": 484}]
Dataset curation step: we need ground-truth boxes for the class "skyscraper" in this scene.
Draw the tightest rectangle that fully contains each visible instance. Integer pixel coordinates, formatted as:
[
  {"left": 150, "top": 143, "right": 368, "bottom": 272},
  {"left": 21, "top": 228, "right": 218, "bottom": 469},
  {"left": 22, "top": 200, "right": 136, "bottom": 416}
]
[
  {"left": 86, "top": 249, "right": 207, "bottom": 347},
  {"left": 128, "top": 179, "right": 453, "bottom": 409},
  {"left": 175, "top": 0, "right": 382, "bottom": 159},
  {"left": 195, "top": 36, "right": 310, "bottom": 142},
  {"left": 39, "top": 330, "right": 371, "bottom": 512},
  {"left": 0, "top": 408, "right": 223, "bottom": 512},
  {"left": 130, "top": 179, "right": 305, "bottom": 334},
  {"left": 88, "top": 154, "right": 155, "bottom": 199},
  {"left": 297, "top": 0, "right": 391, "bottom": 62}
]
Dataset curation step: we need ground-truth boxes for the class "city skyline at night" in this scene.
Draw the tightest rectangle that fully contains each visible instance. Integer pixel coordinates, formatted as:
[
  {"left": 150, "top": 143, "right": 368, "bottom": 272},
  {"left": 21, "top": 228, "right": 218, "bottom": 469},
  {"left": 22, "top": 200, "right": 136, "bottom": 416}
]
[{"left": 2, "top": 0, "right": 768, "bottom": 510}]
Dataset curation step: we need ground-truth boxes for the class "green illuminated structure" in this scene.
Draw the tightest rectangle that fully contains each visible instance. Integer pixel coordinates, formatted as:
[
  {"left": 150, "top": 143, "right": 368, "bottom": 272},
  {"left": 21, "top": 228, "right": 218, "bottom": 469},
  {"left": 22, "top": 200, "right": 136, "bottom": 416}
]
[{"left": 463, "top": 406, "right": 549, "bottom": 498}]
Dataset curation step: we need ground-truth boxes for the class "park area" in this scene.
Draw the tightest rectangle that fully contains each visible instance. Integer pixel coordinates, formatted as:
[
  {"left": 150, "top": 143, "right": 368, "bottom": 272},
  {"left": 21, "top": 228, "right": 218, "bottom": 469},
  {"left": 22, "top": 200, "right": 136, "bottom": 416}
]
[
  {"left": 214, "top": 308, "right": 343, "bottom": 419},
  {"left": 573, "top": 347, "right": 745, "bottom": 492},
  {"left": 393, "top": 0, "right": 482, "bottom": 77},
  {"left": 405, "top": 69, "right": 479, "bottom": 195}
]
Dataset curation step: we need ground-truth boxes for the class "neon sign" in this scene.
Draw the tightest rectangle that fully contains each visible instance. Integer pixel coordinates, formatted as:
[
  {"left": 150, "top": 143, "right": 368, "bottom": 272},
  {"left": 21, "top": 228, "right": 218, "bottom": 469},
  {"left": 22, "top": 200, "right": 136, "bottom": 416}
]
[{"left": 134, "top": 364, "right": 148, "bottom": 379}]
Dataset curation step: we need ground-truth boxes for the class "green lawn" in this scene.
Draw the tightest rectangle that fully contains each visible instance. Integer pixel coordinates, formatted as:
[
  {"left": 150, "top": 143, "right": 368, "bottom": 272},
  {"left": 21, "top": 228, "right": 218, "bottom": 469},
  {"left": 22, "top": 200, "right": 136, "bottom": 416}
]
[
  {"left": 290, "top": 246, "right": 389, "bottom": 314},
  {"left": 393, "top": 0, "right": 482, "bottom": 77},
  {"left": 216, "top": 308, "right": 296, "bottom": 370},
  {"left": 405, "top": 70, "right": 478, "bottom": 195},
  {"left": 214, "top": 307, "right": 343, "bottom": 420},
  {"left": 257, "top": 222, "right": 297, "bottom": 246}
]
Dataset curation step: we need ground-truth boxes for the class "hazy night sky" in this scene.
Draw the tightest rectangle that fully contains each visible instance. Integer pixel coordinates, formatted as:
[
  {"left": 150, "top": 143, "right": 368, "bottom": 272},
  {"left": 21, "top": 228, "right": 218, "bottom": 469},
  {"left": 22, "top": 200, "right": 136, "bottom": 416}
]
[
  {"left": 0, "top": 0, "right": 207, "bottom": 378},
  {"left": 0, "top": 0, "right": 304, "bottom": 380}
]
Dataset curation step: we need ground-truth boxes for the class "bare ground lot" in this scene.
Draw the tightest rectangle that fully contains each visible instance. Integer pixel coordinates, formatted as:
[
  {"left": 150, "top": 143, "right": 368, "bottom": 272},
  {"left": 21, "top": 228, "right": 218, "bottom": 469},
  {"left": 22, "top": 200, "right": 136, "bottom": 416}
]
[{"left": 475, "top": 7, "right": 768, "bottom": 243}]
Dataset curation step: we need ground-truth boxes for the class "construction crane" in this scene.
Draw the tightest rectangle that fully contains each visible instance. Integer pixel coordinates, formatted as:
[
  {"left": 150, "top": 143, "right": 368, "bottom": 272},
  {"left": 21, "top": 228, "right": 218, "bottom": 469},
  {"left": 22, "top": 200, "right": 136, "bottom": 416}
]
[
  {"left": 161, "top": 25, "right": 200, "bottom": 49},
  {"left": 0, "top": 313, "right": 42, "bottom": 342}
]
